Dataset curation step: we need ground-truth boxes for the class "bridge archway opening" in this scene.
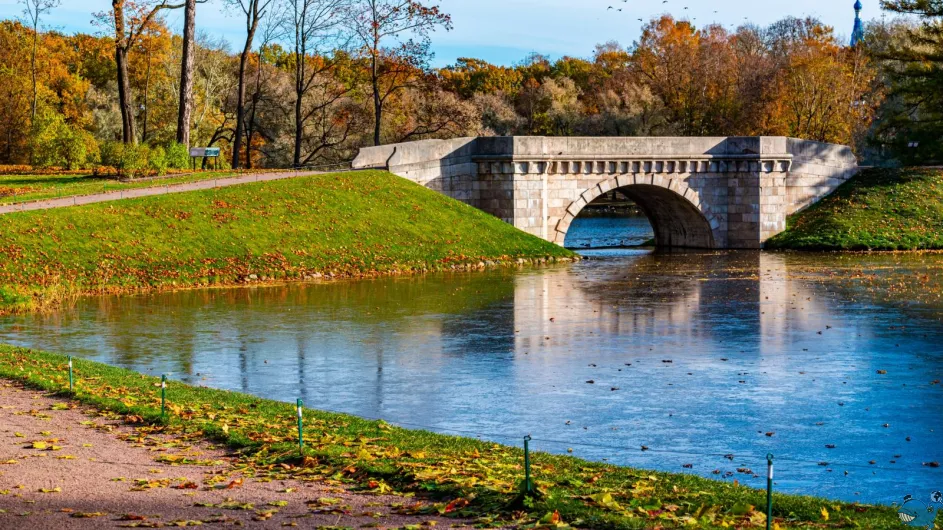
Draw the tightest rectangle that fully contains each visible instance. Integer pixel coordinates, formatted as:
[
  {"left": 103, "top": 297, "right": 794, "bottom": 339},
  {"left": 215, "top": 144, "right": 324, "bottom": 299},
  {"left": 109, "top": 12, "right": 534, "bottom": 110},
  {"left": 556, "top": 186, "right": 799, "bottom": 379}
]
[{"left": 561, "top": 184, "right": 716, "bottom": 250}]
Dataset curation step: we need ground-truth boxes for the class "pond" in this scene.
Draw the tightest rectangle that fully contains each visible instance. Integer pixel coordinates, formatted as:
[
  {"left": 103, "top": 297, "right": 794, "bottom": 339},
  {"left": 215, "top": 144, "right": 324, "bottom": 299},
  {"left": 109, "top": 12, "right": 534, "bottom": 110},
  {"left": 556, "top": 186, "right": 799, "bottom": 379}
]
[{"left": 2, "top": 220, "right": 943, "bottom": 504}]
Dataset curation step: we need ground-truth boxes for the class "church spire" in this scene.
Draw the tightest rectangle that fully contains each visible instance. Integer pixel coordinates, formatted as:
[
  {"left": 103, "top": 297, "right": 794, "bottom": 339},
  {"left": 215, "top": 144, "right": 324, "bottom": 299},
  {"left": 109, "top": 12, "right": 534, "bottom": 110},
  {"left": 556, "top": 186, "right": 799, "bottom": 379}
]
[{"left": 851, "top": 0, "right": 864, "bottom": 46}]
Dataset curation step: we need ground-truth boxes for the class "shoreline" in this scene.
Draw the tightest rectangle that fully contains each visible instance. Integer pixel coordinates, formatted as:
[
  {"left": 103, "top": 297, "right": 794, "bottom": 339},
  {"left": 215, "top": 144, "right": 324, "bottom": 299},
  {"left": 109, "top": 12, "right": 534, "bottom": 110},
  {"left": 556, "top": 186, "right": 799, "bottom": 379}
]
[
  {"left": 0, "top": 255, "right": 581, "bottom": 317},
  {"left": 0, "top": 345, "right": 902, "bottom": 529}
]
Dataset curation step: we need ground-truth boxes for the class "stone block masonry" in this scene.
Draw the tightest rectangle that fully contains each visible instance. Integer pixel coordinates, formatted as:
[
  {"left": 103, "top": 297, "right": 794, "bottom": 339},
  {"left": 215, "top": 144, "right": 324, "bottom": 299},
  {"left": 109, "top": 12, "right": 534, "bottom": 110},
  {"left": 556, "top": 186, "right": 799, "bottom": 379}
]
[{"left": 352, "top": 136, "right": 858, "bottom": 249}]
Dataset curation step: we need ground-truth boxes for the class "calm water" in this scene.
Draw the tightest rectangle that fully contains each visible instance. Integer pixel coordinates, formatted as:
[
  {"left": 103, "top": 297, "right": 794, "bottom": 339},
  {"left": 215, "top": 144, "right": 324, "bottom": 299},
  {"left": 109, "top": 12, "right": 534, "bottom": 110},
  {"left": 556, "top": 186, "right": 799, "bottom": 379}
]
[
  {"left": 564, "top": 215, "right": 653, "bottom": 248},
  {"left": 2, "top": 220, "right": 943, "bottom": 504}
]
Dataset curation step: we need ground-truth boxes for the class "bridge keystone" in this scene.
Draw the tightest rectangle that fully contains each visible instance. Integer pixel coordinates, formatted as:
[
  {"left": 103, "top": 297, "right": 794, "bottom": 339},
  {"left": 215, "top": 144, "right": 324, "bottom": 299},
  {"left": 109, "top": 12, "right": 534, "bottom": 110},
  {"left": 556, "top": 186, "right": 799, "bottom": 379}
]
[{"left": 352, "top": 136, "right": 858, "bottom": 249}]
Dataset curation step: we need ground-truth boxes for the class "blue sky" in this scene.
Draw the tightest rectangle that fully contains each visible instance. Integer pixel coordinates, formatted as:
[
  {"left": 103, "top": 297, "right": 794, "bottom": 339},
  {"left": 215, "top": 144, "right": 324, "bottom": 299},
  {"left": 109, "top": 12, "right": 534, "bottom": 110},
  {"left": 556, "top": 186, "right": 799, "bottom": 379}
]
[{"left": 0, "top": 0, "right": 885, "bottom": 66}]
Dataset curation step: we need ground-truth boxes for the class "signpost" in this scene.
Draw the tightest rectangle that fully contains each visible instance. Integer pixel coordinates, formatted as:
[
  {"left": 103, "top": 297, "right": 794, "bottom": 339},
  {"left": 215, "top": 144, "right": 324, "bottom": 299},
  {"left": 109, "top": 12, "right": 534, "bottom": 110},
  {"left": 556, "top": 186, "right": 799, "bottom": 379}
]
[{"left": 189, "top": 147, "right": 221, "bottom": 170}]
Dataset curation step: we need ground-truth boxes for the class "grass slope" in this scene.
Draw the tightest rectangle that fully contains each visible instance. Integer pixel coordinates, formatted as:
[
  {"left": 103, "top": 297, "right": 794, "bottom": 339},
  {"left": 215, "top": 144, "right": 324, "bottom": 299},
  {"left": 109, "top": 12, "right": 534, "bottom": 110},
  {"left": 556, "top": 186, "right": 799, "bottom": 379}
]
[
  {"left": 0, "top": 345, "right": 902, "bottom": 529},
  {"left": 767, "top": 168, "right": 943, "bottom": 251},
  {"left": 0, "top": 170, "right": 573, "bottom": 313}
]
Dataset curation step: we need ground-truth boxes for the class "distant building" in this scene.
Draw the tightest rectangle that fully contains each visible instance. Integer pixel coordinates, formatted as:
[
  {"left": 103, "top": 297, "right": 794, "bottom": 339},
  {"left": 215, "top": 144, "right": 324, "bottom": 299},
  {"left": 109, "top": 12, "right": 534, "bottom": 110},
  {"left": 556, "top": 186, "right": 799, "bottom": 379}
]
[{"left": 851, "top": 0, "right": 864, "bottom": 46}]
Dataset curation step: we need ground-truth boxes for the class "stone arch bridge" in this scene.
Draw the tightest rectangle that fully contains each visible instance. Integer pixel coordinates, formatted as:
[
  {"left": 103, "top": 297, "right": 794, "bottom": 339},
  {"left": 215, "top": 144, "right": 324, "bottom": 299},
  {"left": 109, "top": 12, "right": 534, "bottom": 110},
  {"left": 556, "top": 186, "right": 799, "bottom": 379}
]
[{"left": 352, "top": 137, "right": 858, "bottom": 249}]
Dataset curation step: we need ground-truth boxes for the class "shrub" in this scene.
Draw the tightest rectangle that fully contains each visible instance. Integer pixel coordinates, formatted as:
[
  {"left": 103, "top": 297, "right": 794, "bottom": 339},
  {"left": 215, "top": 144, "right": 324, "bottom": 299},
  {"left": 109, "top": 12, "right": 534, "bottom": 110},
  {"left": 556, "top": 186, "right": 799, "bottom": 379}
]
[
  {"left": 165, "top": 142, "right": 191, "bottom": 170},
  {"left": 56, "top": 130, "right": 90, "bottom": 170},
  {"left": 82, "top": 133, "right": 101, "bottom": 167},
  {"left": 119, "top": 144, "right": 150, "bottom": 179},
  {"left": 28, "top": 109, "right": 101, "bottom": 170},
  {"left": 148, "top": 146, "right": 168, "bottom": 175},
  {"left": 99, "top": 141, "right": 124, "bottom": 168}
]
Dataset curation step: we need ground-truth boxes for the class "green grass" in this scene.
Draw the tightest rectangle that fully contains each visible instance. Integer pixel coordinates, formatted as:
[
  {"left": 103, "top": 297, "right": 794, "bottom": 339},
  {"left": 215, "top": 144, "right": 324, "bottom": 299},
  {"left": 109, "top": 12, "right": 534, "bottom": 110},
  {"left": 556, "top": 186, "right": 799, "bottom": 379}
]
[
  {"left": 0, "top": 170, "right": 573, "bottom": 313},
  {"left": 766, "top": 168, "right": 943, "bottom": 251},
  {"left": 0, "top": 345, "right": 902, "bottom": 529},
  {"left": 0, "top": 170, "right": 248, "bottom": 205}
]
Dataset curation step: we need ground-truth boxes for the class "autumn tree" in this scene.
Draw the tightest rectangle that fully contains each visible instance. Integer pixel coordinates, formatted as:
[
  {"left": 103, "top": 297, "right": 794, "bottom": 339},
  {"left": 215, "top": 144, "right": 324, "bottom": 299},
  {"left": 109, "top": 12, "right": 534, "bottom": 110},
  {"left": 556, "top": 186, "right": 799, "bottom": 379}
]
[
  {"left": 284, "top": 0, "right": 350, "bottom": 167},
  {"left": 0, "top": 21, "right": 34, "bottom": 161},
  {"left": 244, "top": 22, "right": 284, "bottom": 168},
  {"left": 133, "top": 20, "right": 172, "bottom": 142},
  {"left": 762, "top": 19, "right": 878, "bottom": 144},
  {"left": 19, "top": 0, "right": 59, "bottom": 125},
  {"left": 176, "top": 0, "right": 209, "bottom": 147},
  {"left": 226, "top": 0, "right": 274, "bottom": 168},
  {"left": 97, "top": 0, "right": 184, "bottom": 144},
  {"left": 348, "top": 0, "right": 451, "bottom": 146},
  {"left": 872, "top": 0, "right": 943, "bottom": 162}
]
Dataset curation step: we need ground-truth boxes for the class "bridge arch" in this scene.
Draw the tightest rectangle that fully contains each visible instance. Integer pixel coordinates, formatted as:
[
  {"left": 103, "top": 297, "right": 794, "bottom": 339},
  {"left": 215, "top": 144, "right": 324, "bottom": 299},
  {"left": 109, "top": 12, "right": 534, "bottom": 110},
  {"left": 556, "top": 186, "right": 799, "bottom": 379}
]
[{"left": 553, "top": 176, "right": 720, "bottom": 249}]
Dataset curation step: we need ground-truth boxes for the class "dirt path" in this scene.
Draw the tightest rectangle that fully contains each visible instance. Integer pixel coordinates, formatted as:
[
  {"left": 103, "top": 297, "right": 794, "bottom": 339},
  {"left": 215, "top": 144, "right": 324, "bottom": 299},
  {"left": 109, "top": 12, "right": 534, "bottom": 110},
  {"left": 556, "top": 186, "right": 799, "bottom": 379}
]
[
  {"left": 0, "top": 381, "right": 470, "bottom": 529},
  {"left": 0, "top": 171, "right": 336, "bottom": 216}
]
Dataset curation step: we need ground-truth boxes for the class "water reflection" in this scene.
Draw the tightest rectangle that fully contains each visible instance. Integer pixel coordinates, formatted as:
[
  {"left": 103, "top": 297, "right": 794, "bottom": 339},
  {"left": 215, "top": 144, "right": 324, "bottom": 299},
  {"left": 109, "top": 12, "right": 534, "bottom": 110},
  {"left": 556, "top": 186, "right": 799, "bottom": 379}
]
[
  {"left": 2, "top": 251, "right": 942, "bottom": 503},
  {"left": 564, "top": 216, "right": 653, "bottom": 248}
]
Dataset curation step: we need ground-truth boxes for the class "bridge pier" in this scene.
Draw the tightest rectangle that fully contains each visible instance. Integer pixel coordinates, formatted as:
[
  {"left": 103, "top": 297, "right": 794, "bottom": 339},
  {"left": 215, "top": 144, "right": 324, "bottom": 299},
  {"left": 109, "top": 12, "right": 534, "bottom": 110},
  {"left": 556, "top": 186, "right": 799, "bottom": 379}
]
[{"left": 352, "top": 136, "right": 858, "bottom": 250}]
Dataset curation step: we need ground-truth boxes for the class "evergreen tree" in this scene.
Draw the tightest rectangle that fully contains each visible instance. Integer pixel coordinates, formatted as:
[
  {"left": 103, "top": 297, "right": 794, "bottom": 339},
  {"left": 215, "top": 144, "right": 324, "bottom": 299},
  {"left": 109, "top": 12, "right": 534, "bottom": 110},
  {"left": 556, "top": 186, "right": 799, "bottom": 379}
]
[{"left": 876, "top": 1, "right": 943, "bottom": 163}]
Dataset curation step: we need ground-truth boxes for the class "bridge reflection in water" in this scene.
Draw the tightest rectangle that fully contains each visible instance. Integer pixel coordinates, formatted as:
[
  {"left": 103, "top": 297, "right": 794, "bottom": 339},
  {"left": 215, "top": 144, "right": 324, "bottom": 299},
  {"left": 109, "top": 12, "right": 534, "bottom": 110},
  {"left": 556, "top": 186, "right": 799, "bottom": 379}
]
[{"left": 1, "top": 251, "right": 942, "bottom": 503}]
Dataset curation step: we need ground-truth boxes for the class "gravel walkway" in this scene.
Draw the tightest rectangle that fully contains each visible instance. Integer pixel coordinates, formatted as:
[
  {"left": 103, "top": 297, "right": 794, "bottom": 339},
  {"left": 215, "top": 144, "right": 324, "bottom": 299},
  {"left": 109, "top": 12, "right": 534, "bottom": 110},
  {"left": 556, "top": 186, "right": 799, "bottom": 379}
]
[
  {"left": 0, "top": 171, "right": 333, "bottom": 216},
  {"left": 0, "top": 381, "right": 470, "bottom": 529}
]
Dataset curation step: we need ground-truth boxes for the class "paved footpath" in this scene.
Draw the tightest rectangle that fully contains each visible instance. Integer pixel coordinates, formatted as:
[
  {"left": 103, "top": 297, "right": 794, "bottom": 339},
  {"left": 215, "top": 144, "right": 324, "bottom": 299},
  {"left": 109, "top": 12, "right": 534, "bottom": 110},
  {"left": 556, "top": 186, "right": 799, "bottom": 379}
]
[
  {"left": 0, "top": 171, "right": 334, "bottom": 216},
  {"left": 0, "top": 381, "right": 470, "bottom": 529}
]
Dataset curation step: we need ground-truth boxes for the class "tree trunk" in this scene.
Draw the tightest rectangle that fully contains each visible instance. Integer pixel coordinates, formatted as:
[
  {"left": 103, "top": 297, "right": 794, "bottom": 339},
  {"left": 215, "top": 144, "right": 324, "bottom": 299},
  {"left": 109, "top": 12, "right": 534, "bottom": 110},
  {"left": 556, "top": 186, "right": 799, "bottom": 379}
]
[
  {"left": 115, "top": 47, "right": 136, "bottom": 144},
  {"left": 233, "top": 1, "right": 260, "bottom": 169},
  {"left": 293, "top": 40, "right": 304, "bottom": 168},
  {"left": 142, "top": 48, "right": 151, "bottom": 142},
  {"left": 113, "top": 1, "right": 136, "bottom": 144},
  {"left": 30, "top": 26, "right": 37, "bottom": 124},
  {"left": 246, "top": 52, "right": 263, "bottom": 170},
  {"left": 233, "top": 36, "right": 256, "bottom": 168},
  {"left": 293, "top": 77, "right": 303, "bottom": 167},
  {"left": 233, "top": 50, "right": 249, "bottom": 169},
  {"left": 29, "top": 23, "right": 38, "bottom": 164},
  {"left": 176, "top": 0, "right": 196, "bottom": 147},
  {"left": 372, "top": 53, "right": 381, "bottom": 146}
]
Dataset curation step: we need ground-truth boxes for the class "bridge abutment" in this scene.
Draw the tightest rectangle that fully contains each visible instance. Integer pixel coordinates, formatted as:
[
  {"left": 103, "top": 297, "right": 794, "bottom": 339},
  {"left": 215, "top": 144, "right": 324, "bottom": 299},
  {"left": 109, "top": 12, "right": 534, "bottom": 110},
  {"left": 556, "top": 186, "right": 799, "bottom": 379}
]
[{"left": 352, "top": 136, "right": 857, "bottom": 249}]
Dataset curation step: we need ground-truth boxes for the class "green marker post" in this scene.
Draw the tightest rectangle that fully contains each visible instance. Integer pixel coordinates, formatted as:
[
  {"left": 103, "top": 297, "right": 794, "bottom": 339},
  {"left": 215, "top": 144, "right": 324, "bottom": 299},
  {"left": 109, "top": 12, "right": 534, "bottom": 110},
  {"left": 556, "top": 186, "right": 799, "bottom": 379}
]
[
  {"left": 160, "top": 374, "right": 167, "bottom": 417},
  {"left": 766, "top": 453, "right": 774, "bottom": 530},
  {"left": 296, "top": 399, "right": 304, "bottom": 455},
  {"left": 523, "top": 435, "right": 533, "bottom": 495}
]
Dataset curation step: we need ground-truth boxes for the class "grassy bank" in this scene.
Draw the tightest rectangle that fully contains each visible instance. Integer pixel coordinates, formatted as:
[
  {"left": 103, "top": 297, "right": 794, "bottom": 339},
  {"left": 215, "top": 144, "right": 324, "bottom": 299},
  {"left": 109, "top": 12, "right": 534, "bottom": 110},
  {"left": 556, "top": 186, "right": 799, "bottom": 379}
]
[
  {"left": 0, "top": 345, "right": 901, "bottom": 529},
  {"left": 766, "top": 167, "right": 943, "bottom": 251},
  {"left": 0, "top": 170, "right": 574, "bottom": 314}
]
